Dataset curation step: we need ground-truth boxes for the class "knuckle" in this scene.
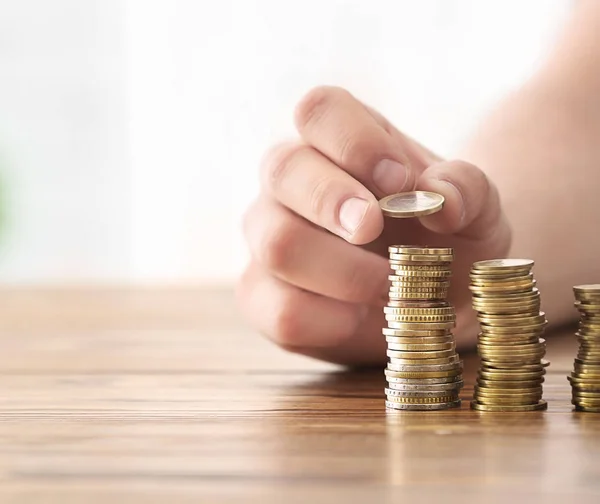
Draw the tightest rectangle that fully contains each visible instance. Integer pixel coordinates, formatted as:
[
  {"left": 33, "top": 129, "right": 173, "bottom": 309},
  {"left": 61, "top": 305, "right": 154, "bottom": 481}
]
[
  {"left": 258, "top": 211, "right": 297, "bottom": 273},
  {"left": 260, "top": 142, "right": 305, "bottom": 194},
  {"left": 307, "top": 175, "right": 335, "bottom": 219},
  {"left": 294, "top": 85, "right": 345, "bottom": 131},
  {"left": 338, "top": 128, "right": 382, "bottom": 170}
]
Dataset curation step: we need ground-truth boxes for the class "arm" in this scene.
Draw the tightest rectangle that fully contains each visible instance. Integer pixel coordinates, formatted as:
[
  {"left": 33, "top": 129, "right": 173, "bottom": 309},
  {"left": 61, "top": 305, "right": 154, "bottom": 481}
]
[{"left": 459, "top": 0, "right": 600, "bottom": 327}]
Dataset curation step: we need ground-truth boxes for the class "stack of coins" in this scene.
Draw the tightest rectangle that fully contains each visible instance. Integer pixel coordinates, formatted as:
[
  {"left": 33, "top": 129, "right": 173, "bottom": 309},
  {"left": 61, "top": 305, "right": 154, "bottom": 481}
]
[
  {"left": 568, "top": 285, "right": 600, "bottom": 412},
  {"left": 383, "top": 246, "right": 463, "bottom": 411},
  {"left": 469, "top": 259, "right": 549, "bottom": 412}
]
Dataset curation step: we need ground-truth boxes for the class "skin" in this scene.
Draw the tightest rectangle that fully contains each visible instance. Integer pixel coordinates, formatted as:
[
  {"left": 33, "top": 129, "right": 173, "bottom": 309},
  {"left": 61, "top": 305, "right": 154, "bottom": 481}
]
[{"left": 237, "top": 1, "right": 600, "bottom": 367}]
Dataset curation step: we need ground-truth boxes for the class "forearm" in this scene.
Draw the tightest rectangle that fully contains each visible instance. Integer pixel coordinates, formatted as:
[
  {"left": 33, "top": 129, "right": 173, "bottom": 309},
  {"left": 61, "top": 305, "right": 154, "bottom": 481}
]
[{"left": 458, "top": 1, "right": 600, "bottom": 327}]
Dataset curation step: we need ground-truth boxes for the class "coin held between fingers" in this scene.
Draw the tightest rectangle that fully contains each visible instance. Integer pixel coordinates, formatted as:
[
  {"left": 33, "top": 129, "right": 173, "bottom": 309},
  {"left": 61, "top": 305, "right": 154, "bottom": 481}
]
[{"left": 378, "top": 191, "right": 444, "bottom": 218}]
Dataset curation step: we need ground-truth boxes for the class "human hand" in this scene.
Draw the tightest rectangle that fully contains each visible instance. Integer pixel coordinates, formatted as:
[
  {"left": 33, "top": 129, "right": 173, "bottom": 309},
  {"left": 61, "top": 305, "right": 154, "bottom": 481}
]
[{"left": 237, "top": 86, "right": 511, "bottom": 366}]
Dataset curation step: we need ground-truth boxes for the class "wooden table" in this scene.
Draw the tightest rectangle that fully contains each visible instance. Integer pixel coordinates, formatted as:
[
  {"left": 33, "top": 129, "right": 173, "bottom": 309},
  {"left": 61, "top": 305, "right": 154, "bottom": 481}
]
[{"left": 0, "top": 287, "right": 598, "bottom": 503}]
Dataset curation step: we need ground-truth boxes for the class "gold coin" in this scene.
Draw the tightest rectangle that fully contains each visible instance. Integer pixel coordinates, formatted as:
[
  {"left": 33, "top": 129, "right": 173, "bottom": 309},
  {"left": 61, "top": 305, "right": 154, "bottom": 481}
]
[
  {"left": 384, "top": 369, "right": 463, "bottom": 379},
  {"left": 390, "top": 264, "right": 449, "bottom": 271},
  {"left": 384, "top": 305, "right": 453, "bottom": 315},
  {"left": 382, "top": 327, "right": 452, "bottom": 337},
  {"left": 573, "top": 405, "right": 600, "bottom": 413},
  {"left": 388, "top": 246, "right": 453, "bottom": 255},
  {"left": 387, "top": 348, "right": 455, "bottom": 359},
  {"left": 469, "top": 282, "right": 536, "bottom": 295},
  {"left": 388, "top": 292, "right": 449, "bottom": 300},
  {"left": 470, "top": 272, "right": 533, "bottom": 283},
  {"left": 478, "top": 336, "right": 541, "bottom": 346},
  {"left": 387, "top": 342, "right": 454, "bottom": 351},
  {"left": 472, "top": 304, "right": 540, "bottom": 316},
  {"left": 568, "top": 373, "right": 600, "bottom": 382},
  {"left": 386, "top": 394, "right": 458, "bottom": 404},
  {"left": 470, "top": 278, "right": 535, "bottom": 289},
  {"left": 389, "top": 270, "right": 452, "bottom": 279},
  {"left": 478, "top": 313, "right": 546, "bottom": 326},
  {"left": 385, "top": 314, "right": 456, "bottom": 323},
  {"left": 387, "top": 321, "right": 455, "bottom": 330},
  {"left": 472, "top": 287, "right": 540, "bottom": 299},
  {"left": 474, "top": 396, "right": 542, "bottom": 406},
  {"left": 478, "top": 340, "right": 545, "bottom": 352},
  {"left": 471, "top": 258, "right": 534, "bottom": 271},
  {"left": 389, "top": 253, "right": 454, "bottom": 263},
  {"left": 567, "top": 374, "right": 600, "bottom": 388},
  {"left": 572, "top": 390, "right": 600, "bottom": 398},
  {"left": 385, "top": 336, "right": 452, "bottom": 345},
  {"left": 574, "top": 301, "right": 600, "bottom": 312},
  {"left": 470, "top": 400, "right": 547, "bottom": 412},
  {"left": 479, "top": 322, "right": 548, "bottom": 334},
  {"left": 388, "top": 358, "right": 458, "bottom": 367},
  {"left": 477, "top": 378, "right": 544, "bottom": 388},
  {"left": 571, "top": 399, "right": 600, "bottom": 408},
  {"left": 573, "top": 284, "right": 600, "bottom": 294},
  {"left": 480, "top": 357, "right": 546, "bottom": 367},
  {"left": 479, "top": 370, "right": 545, "bottom": 381},
  {"left": 482, "top": 360, "right": 549, "bottom": 370},
  {"left": 390, "top": 281, "right": 451, "bottom": 290},
  {"left": 379, "top": 191, "right": 445, "bottom": 218},
  {"left": 476, "top": 311, "right": 542, "bottom": 320},
  {"left": 474, "top": 386, "right": 543, "bottom": 396}
]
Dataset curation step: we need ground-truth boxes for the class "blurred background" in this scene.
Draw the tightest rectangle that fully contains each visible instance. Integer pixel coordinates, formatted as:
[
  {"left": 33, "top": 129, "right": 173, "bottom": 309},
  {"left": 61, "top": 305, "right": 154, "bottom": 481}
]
[{"left": 0, "top": 0, "right": 569, "bottom": 285}]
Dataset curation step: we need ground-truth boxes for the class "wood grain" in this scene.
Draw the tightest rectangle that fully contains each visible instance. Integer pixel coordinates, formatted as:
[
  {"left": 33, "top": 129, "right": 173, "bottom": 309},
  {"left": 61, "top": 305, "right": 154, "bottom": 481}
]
[{"left": 0, "top": 287, "right": 598, "bottom": 503}]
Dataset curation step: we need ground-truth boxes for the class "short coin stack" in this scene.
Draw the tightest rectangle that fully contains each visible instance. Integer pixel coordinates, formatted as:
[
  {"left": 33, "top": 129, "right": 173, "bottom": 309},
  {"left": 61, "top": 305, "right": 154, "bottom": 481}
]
[
  {"left": 383, "top": 246, "right": 463, "bottom": 411},
  {"left": 469, "top": 259, "right": 549, "bottom": 412},
  {"left": 568, "top": 285, "right": 600, "bottom": 412}
]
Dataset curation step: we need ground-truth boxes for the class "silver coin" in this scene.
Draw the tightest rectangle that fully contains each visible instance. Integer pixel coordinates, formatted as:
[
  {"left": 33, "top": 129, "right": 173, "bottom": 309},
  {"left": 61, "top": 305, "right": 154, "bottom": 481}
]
[
  {"left": 386, "top": 375, "right": 463, "bottom": 385},
  {"left": 387, "top": 359, "right": 462, "bottom": 372},
  {"left": 386, "top": 381, "right": 464, "bottom": 392},
  {"left": 385, "top": 399, "right": 462, "bottom": 411},
  {"left": 379, "top": 191, "right": 445, "bottom": 218},
  {"left": 385, "top": 385, "right": 463, "bottom": 396}
]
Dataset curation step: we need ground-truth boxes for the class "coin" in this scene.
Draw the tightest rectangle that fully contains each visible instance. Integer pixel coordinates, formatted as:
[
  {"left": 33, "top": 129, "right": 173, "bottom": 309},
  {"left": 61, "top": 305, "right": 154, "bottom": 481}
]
[
  {"left": 386, "top": 375, "right": 463, "bottom": 384},
  {"left": 388, "top": 246, "right": 453, "bottom": 255},
  {"left": 382, "top": 245, "right": 463, "bottom": 410},
  {"left": 384, "top": 369, "right": 463, "bottom": 379},
  {"left": 471, "top": 258, "right": 534, "bottom": 271},
  {"left": 385, "top": 313, "right": 456, "bottom": 323},
  {"left": 387, "top": 321, "right": 455, "bottom": 330},
  {"left": 379, "top": 191, "right": 445, "bottom": 218},
  {"left": 386, "top": 400, "right": 461, "bottom": 411},
  {"left": 387, "top": 380, "right": 464, "bottom": 391},
  {"left": 387, "top": 342, "right": 454, "bottom": 351},
  {"left": 477, "top": 378, "right": 544, "bottom": 388},
  {"left": 389, "top": 253, "right": 454, "bottom": 263},
  {"left": 470, "top": 400, "right": 547, "bottom": 412},
  {"left": 382, "top": 327, "right": 452, "bottom": 338}
]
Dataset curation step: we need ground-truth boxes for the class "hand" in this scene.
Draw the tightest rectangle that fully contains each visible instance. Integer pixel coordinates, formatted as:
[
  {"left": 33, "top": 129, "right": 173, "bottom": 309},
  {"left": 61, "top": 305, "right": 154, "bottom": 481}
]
[{"left": 237, "top": 86, "right": 511, "bottom": 366}]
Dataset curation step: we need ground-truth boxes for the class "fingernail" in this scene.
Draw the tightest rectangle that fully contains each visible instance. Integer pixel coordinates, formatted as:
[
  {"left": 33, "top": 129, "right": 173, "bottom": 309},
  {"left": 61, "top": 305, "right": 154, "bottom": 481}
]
[
  {"left": 373, "top": 159, "right": 408, "bottom": 194},
  {"left": 439, "top": 179, "right": 466, "bottom": 226},
  {"left": 339, "top": 197, "right": 369, "bottom": 236}
]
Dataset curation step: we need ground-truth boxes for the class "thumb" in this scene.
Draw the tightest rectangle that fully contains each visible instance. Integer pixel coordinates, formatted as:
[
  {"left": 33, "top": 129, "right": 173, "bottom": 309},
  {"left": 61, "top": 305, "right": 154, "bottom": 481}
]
[{"left": 416, "top": 160, "right": 505, "bottom": 240}]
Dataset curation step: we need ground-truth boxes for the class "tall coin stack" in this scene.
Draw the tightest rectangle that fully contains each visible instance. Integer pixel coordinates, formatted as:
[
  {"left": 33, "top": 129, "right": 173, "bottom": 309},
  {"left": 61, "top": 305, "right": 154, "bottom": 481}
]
[
  {"left": 469, "top": 259, "right": 549, "bottom": 412},
  {"left": 568, "top": 285, "right": 600, "bottom": 412},
  {"left": 383, "top": 246, "right": 463, "bottom": 411}
]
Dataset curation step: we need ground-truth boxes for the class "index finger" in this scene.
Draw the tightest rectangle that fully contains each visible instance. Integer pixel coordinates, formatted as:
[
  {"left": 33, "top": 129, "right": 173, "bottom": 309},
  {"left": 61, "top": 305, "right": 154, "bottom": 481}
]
[{"left": 294, "top": 86, "right": 430, "bottom": 197}]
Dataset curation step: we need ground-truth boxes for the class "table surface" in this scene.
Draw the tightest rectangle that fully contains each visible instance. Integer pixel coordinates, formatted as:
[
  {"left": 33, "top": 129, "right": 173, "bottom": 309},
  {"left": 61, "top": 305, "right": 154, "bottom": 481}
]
[{"left": 0, "top": 287, "right": 598, "bottom": 504}]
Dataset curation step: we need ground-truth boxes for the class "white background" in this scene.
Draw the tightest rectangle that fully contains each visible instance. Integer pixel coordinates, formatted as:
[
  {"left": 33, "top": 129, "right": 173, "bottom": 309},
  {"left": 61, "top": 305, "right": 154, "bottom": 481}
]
[{"left": 0, "top": 0, "right": 569, "bottom": 284}]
